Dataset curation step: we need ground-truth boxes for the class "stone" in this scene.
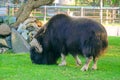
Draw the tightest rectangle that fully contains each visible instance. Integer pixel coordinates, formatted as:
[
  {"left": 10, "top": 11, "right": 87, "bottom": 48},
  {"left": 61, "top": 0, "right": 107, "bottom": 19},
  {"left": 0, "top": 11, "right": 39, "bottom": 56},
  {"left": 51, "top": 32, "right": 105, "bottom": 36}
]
[
  {"left": 11, "top": 28, "right": 30, "bottom": 53},
  {"left": 0, "top": 39, "right": 8, "bottom": 47},
  {"left": 0, "top": 23, "right": 11, "bottom": 36},
  {"left": 5, "top": 35, "right": 12, "bottom": 49},
  {"left": 0, "top": 39, "right": 9, "bottom": 54},
  {"left": 4, "top": 16, "right": 16, "bottom": 25},
  {"left": 0, "top": 48, "right": 9, "bottom": 53},
  {"left": 0, "top": 16, "right": 4, "bottom": 24}
]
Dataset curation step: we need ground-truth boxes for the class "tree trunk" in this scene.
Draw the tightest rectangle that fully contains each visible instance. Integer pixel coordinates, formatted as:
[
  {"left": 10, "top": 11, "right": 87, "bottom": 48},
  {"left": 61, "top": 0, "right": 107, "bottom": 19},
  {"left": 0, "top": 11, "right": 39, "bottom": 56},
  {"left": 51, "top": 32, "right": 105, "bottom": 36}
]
[{"left": 12, "top": 0, "right": 54, "bottom": 29}]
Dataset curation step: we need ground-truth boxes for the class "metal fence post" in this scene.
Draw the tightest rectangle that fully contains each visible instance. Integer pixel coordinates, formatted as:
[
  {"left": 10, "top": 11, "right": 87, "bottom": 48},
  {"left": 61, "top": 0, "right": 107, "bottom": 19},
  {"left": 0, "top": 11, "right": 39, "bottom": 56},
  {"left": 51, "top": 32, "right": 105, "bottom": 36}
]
[
  {"left": 81, "top": 7, "right": 83, "bottom": 17},
  {"left": 44, "top": 6, "right": 47, "bottom": 23}
]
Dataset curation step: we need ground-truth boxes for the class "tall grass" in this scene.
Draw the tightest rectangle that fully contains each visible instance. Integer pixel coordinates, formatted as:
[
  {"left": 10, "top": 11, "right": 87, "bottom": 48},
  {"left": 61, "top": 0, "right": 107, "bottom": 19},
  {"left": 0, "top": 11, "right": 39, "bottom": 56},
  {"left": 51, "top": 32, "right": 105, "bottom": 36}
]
[{"left": 0, "top": 37, "right": 120, "bottom": 80}]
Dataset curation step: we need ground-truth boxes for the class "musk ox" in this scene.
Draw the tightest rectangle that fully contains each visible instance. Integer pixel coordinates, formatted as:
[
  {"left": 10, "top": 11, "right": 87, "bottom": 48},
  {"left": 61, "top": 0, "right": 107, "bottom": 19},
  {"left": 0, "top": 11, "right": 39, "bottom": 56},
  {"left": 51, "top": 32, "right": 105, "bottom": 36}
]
[{"left": 30, "top": 14, "right": 108, "bottom": 71}]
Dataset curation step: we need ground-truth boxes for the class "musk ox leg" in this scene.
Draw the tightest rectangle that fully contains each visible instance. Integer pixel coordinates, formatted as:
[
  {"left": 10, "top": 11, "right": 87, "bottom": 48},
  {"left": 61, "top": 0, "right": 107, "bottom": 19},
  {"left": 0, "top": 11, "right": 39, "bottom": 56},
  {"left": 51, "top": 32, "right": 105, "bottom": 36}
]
[
  {"left": 92, "top": 57, "right": 98, "bottom": 70},
  {"left": 72, "top": 54, "right": 82, "bottom": 66},
  {"left": 59, "top": 53, "right": 67, "bottom": 66},
  {"left": 81, "top": 56, "right": 92, "bottom": 71}
]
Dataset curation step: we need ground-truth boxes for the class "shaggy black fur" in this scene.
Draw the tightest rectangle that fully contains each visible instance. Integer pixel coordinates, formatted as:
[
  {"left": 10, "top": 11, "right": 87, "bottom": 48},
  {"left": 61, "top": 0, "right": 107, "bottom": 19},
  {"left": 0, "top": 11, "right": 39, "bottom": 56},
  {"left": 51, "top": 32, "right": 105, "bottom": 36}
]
[{"left": 30, "top": 14, "right": 108, "bottom": 65}]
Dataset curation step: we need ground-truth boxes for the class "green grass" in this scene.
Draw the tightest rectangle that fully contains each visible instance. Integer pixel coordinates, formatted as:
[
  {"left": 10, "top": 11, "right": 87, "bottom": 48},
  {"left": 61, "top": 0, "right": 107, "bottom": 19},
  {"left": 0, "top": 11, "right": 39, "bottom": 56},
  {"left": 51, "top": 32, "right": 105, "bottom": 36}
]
[{"left": 0, "top": 37, "right": 120, "bottom": 80}]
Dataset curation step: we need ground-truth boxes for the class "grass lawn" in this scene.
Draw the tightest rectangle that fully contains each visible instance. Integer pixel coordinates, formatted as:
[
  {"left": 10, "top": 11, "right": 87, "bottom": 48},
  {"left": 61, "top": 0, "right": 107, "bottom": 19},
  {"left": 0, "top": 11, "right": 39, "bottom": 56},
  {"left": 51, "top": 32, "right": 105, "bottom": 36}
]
[{"left": 0, "top": 37, "right": 120, "bottom": 80}]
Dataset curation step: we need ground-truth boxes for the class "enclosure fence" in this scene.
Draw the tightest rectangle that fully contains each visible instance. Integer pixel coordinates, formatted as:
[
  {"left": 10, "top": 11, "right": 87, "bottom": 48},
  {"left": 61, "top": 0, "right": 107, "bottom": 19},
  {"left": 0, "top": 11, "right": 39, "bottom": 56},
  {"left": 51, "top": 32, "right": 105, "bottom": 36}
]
[
  {"left": 0, "top": 5, "right": 120, "bottom": 24},
  {"left": 33, "top": 6, "right": 120, "bottom": 24}
]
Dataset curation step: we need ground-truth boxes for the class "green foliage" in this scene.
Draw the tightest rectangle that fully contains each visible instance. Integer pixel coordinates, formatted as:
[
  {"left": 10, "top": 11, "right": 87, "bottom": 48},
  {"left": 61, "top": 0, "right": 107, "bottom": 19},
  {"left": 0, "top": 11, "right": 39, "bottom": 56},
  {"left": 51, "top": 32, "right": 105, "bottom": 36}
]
[
  {"left": 12, "top": 0, "right": 20, "bottom": 4},
  {"left": 0, "top": 37, "right": 120, "bottom": 80},
  {"left": 111, "top": 0, "right": 120, "bottom": 6},
  {"left": 75, "top": 0, "right": 120, "bottom": 6},
  {"left": 112, "top": 0, "right": 118, "bottom": 4}
]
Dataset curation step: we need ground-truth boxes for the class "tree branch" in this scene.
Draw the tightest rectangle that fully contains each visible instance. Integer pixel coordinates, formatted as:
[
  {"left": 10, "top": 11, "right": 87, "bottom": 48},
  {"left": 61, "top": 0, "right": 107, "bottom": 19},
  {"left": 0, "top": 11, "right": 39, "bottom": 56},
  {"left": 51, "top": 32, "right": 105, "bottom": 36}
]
[
  {"left": 33, "top": 0, "right": 55, "bottom": 8},
  {"left": 12, "top": 0, "right": 55, "bottom": 28}
]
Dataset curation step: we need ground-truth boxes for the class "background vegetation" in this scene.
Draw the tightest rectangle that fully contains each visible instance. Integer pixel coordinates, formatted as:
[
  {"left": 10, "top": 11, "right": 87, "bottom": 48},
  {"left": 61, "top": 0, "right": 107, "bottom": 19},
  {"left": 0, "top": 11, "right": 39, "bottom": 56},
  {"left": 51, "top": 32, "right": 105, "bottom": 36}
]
[
  {"left": 75, "top": 0, "right": 120, "bottom": 6},
  {"left": 0, "top": 36, "right": 120, "bottom": 80}
]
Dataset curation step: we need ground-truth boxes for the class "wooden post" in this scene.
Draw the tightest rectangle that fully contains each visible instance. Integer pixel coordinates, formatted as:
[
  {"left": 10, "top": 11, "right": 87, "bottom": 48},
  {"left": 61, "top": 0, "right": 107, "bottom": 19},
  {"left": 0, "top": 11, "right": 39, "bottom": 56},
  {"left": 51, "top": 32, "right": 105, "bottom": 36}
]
[
  {"left": 44, "top": 6, "right": 47, "bottom": 23},
  {"left": 106, "top": 9, "right": 108, "bottom": 24},
  {"left": 112, "top": 9, "right": 116, "bottom": 23},
  {"left": 81, "top": 7, "right": 83, "bottom": 17}
]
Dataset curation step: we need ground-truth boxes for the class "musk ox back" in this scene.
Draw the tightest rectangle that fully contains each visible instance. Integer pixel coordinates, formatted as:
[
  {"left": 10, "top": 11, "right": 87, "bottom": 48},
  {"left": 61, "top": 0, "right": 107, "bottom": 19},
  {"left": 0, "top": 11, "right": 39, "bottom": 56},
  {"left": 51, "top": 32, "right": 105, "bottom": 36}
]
[{"left": 30, "top": 14, "right": 108, "bottom": 71}]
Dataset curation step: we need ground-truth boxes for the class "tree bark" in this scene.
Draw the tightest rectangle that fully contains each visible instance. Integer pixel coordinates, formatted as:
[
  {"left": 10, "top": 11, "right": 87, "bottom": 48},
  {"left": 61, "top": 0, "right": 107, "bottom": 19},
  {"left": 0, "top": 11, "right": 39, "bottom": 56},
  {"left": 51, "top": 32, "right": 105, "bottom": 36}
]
[
  {"left": 14, "top": 4, "right": 25, "bottom": 18},
  {"left": 12, "top": 0, "right": 54, "bottom": 28}
]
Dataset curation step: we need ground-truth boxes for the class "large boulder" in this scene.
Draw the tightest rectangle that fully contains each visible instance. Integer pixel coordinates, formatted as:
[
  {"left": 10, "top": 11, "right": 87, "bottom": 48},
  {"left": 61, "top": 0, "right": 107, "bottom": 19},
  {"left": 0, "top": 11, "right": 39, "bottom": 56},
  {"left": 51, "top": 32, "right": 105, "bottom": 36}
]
[
  {"left": 0, "top": 37, "right": 10, "bottom": 53},
  {"left": 11, "top": 28, "right": 30, "bottom": 53},
  {"left": 0, "top": 23, "right": 11, "bottom": 37},
  {"left": 0, "top": 23, "right": 11, "bottom": 53}
]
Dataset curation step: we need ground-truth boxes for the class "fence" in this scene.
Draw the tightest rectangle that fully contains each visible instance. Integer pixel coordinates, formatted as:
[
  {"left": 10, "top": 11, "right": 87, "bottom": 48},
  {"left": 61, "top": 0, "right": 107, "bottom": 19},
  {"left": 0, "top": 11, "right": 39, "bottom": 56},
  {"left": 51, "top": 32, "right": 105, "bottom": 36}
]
[
  {"left": 0, "top": 5, "right": 120, "bottom": 24},
  {"left": 0, "top": 7, "right": 8, "bottom": 16},
  {"left": 0, "top": 5, "right": 120, "bottom": 36},
  {"left": 36, "top": 6, "right": 120, "bottom": 24}
]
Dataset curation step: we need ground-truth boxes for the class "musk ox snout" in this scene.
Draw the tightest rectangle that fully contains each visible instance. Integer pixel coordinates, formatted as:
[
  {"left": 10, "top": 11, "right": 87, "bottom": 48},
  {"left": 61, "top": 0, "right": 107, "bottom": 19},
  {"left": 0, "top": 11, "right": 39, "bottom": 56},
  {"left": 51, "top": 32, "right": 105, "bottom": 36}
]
[{"left": 30, "top": 46, "right": 43, "bottom": 64}]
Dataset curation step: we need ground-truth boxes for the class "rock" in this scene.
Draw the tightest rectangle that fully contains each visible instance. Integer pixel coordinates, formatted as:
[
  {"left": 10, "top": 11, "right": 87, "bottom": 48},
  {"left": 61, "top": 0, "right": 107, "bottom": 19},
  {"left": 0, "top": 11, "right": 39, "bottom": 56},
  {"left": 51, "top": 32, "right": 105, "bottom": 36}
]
[
  {"left": 0, "top": 23, "right": 11, "bottom": 36},
  {"left": 4, "top": 16, "right": 16, "bottom": 25},
  {"left": 11, "top": 28, "right": 30, "bottom": 53},
  {"left": 0, "top": 16, "right": 4, "bottom": 24},
  {"left": 0, "top": 25, "right": 11, "bottom": 52},
  {"left": 5, "top": 35, "right": 12, "bottom": 49},
  {"left": 0, "top": 48, "right": 9, "bottom": 53},
  {"left": 0, "top": 41, "right": 9, "bottom": 54},
  {"left": 0, "top": 39, "right": 8, "bottom": 47}
]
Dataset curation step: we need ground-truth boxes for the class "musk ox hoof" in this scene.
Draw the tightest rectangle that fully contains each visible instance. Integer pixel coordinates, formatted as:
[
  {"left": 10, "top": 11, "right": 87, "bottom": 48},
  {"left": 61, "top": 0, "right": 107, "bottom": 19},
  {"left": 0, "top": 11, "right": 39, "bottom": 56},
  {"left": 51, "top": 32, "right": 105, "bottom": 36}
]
[
  {"left": 81, "top": 65, "right": 88, "bottom": 71},
  {"left": 58, "top": 61, "right": 66, "bottom": 66},
  {"left": 76, "top": 62, "right": 82, "bottom": 66},
  {"left": 92, "top": 65, "right": 97, "bottom": 70}
]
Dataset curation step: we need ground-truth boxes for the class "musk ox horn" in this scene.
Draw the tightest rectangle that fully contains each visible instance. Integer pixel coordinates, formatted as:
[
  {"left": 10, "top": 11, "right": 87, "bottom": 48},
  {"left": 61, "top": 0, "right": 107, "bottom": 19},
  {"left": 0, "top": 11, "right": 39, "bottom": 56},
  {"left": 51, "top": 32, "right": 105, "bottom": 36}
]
[
  {"left": 42, "top": 23, "right": 48, "bottom": 33},
  {"left": 30, "top": 38, "right": 43, "bottom": 53}
]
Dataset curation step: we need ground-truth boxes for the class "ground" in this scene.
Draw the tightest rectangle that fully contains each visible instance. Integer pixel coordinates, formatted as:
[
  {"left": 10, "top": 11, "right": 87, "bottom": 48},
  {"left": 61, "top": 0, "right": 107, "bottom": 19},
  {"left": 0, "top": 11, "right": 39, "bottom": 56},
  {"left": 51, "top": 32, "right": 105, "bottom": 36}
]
[{"left": 0, "top": 37, "right": 120, "bottom": 80}]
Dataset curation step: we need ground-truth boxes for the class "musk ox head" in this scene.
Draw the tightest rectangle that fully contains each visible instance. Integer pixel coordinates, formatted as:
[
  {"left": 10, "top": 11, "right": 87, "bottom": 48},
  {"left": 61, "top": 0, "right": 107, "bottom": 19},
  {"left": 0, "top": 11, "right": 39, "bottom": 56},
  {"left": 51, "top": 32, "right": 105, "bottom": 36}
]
[
  {"left": 30, "top": 37, "right": 45, "bottom": 64},
  {"left": 29, "top": 26, "right": 44, "bottom": 64},
  {"left": 30, "top": 37, "right": 58, "bottom": 65},
  {"left": 30, "top": 45, "right": 57, "bottom": 65},
  {"left": 29, "top": 25, "right": 57, "bottom": 65},
  {"left": 30, "top": 46, "right": 47, "bottom": 64}
]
